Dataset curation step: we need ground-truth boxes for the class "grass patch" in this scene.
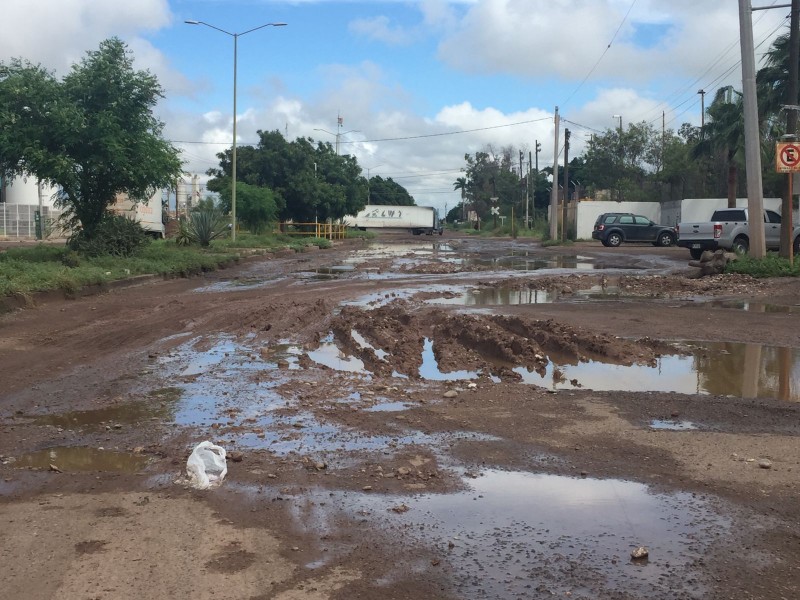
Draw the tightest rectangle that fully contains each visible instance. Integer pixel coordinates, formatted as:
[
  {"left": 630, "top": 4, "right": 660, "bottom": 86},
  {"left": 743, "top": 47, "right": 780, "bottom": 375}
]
[{"left": 725, "top": 253, "right": 800, "bottom": 277}]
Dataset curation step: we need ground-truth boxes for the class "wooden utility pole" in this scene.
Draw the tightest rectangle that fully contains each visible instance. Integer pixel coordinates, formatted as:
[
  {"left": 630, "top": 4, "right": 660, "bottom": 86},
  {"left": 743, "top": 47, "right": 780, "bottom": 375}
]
[
  {"left": 780, "top": 0, "right": 799, "bottom": 261},
  {"left": 549, "top": 108, "right": 560, "bottom": 240}
]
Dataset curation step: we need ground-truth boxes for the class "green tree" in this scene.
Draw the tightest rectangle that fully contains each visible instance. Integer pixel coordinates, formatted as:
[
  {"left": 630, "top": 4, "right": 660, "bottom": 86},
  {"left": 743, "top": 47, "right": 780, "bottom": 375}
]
[
  {"left": 214, "top": 180, "right": 278, "bottom": 234},
  {"left": 0, "top": 38, "right": 182, "bottom": 238},
  {"left": 367, "top": 176, "right": 414, "bottom": 205},
  {"left": 692, "top": 86, "right": 745, "bottom": 208}
]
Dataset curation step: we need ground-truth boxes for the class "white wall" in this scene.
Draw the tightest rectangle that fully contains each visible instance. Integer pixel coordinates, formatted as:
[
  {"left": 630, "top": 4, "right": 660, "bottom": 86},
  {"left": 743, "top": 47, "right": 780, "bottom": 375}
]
[{"left": 575, "top": 201, "right": 661, "bottom": 239}]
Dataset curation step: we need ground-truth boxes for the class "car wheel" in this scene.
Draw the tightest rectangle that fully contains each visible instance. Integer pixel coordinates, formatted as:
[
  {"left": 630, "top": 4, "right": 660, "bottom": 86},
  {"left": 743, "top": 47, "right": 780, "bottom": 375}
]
[
  {"left": 606, "top": 232, "right": 623, "bottom": 247},
  {"left": 732, "top": 236, "right": 749, "bottom": 255},
  {"left": 689, "top": 248, "right": 704, "bottom": 260},
  {"left": 794, "top": 235, "right": 800, "bottom": 255},
  {"left": 656, "top": 232, "right": 675, "bottom": 247}
]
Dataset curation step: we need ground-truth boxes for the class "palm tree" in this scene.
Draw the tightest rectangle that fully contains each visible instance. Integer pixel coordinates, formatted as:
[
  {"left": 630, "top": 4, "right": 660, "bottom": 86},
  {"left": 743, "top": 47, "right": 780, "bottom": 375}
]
[
  {"left": 757, "top": 30, "right": 800, "bottom": 129},
  {"left": 453, "top": 176, "right": 468, "bottom": 220},
  {"left": 692, "top": 86, "right": 744, "bottom": 208}
]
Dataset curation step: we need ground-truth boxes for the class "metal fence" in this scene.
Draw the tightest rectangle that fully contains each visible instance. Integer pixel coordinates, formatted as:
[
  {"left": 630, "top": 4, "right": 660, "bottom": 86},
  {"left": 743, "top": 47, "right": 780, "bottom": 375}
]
[{"left": 0, "top": 204, "right": 63, "bottom": 239}]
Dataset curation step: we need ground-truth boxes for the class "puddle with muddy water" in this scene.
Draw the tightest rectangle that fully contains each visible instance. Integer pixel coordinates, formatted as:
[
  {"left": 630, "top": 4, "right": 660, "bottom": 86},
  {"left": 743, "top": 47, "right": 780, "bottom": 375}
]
[
  {"left": 427, "top": 282, "right": 623, "bottom": 306},
  {"left": 293, "top": 469, "right": 727, "bottom": 598},
  {"left": 515, "top": 341, "right": 800, "bottom": 401},
  {"left": 13, "top": 447, "right": 150, "bottom": 472}
]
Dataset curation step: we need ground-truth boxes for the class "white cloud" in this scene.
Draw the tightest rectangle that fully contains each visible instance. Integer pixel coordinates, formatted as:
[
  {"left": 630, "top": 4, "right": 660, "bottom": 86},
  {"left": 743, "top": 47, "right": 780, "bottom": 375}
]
[
  {"left": 0, "top": 0, "right": 172, "bottom": 74},
  {"left": 349, "top": 15, "right": 416, "bottom": 45}
]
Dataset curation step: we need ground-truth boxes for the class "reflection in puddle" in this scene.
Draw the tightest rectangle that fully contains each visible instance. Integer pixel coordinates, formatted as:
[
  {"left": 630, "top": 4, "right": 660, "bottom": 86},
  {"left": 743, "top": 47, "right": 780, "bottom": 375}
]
[
  {"left": 308, "top": 342, "right": 370, "bottom": 374},
  {"left": 650, "top": 420, "right": 698, "bottom": 431},
  {"left": 454, "top": 253, "right": 602, "bottom": 271},
  {"left": 15, "top": 447, "right": 150, "bottom": 472},
  {"left": 428, "top": 283, "right": 622, "bottom": 306},
  {"left": 419, "top": 338, "right": 479, "bottom": 381},
  {"left": 24, "top": 396, "right": 180, "bottom": 429},
  {"left": 514, "top": 341, "right": 800, "bottom": 401},
  {"left": 706, "top": 299, "right": 800, "bottom": 313},
  {"left": 304, "top": 470, "right": 726, "bottom": 598}
]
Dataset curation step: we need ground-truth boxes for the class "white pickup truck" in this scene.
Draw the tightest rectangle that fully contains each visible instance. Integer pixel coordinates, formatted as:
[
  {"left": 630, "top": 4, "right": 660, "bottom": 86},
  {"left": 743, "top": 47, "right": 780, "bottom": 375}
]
[{"left": 676, "top": 208, "right": 800, "bottom": 259}]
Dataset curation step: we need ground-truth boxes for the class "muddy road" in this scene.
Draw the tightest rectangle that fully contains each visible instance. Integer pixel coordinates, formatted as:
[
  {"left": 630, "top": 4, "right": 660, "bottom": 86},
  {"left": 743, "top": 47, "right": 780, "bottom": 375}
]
[{"left": 1, "top": 234, "right": 799, "bottom": 600}]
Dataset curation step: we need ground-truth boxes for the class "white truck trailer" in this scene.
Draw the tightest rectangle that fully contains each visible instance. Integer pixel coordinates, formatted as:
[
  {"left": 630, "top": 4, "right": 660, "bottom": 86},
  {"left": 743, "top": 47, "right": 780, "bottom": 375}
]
[
  {"left": 111, "top": 191, "right": 165, "bottom": 238},
  {"left": 346, "top": 205, "right": 442, "bottom": 235}
]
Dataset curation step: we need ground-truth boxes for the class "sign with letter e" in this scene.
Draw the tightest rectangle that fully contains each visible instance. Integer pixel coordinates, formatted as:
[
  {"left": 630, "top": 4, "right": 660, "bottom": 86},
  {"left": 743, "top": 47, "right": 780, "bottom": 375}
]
[{"left": 776, "top": 142, "right": 800, "bottom": 173}]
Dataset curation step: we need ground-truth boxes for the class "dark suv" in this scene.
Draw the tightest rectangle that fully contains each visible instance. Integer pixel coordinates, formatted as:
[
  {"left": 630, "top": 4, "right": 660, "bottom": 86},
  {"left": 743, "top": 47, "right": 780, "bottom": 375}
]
[{"left": 591, "top": 213, "right": 676, "bottom": 247}]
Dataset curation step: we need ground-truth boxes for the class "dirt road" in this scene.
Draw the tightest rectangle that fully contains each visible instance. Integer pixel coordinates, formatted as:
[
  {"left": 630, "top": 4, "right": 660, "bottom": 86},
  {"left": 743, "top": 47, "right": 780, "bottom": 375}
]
[{"left": 1, "top": 234, "right": 799, "bottom": 599}]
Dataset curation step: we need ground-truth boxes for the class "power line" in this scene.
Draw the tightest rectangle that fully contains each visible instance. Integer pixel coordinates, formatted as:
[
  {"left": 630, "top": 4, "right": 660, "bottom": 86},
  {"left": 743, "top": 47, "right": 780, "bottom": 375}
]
[{"left": 561, "top": 0, "right": 639, "bottom": 108}]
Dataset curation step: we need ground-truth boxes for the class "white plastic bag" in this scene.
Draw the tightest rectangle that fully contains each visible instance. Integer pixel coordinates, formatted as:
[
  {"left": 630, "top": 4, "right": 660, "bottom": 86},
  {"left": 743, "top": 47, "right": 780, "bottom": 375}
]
[{"left": 186, "top": 441, "right": 227, "bottom": 490}]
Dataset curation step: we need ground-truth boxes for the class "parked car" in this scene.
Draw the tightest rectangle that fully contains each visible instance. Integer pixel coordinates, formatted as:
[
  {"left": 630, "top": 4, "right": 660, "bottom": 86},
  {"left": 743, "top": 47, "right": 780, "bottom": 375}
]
[{"left": 591, "top": 213, "right": 676, "bottom": 247}]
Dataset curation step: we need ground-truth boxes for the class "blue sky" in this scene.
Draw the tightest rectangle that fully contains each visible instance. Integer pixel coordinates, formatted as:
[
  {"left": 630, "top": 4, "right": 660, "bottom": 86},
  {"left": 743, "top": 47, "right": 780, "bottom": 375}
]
[{"left": 1, "top": 0, "right": 790, "bottom": 216}]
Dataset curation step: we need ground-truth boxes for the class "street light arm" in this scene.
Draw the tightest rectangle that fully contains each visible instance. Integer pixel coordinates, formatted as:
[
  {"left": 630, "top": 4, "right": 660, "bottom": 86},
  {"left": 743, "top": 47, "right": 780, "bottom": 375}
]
[
  {"left": 185, "top": 20, "right": 234, "bottom": 36},
  {"left": 240, "top": 22, "right": 287, "bottom": 36}
]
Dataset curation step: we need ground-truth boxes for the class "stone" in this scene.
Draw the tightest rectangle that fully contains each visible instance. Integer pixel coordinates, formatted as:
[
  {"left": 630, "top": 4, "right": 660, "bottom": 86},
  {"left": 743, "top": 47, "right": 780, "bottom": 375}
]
[
  {"left": 630, "top": 546, "right": 649, "bottom": 560},
  {"left": 758, "top": 459, "right": 773, "bottom": 470},
  {"left": 443, "top": 390, "right": 458, "bottom": 398},
  {"left": 229, "top": 451, "right": 244, "bottom": 463}
]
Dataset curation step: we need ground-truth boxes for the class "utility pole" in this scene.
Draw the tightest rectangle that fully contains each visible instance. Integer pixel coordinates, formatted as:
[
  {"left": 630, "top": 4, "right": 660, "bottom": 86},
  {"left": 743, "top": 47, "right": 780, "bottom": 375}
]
[
  {"left": 739, "top": 0, "right": 766, "bottom": 258},
  {"left": 780, "top": 0, "right": 799, "bottom": 260},
  {"left": 528, "top": 151, "right": 532, "bottom": 229},
  {"left": 561, "top": 129, "right": 570, "bottom": 241},
  {"left": 535, "top": 140, "right": 541, "bottom": 173},
  {"left": 698, "top": 89, "right": 706, "bottom": 132},
  {"left": 549, "top": 107, "right": 560, "bottom": 240}
]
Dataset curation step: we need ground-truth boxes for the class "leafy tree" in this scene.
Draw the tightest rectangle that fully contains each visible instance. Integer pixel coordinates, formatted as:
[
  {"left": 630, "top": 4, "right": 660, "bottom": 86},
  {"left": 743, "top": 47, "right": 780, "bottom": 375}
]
[
  {"left": 367, "top": 175, "right": 415, "bottom": 205},
  {"left": 0, "top": 38, "right": 182, "bottom": 239},
  {"left": 692, "top": 86, "right": 745, "bottom": 208},
  {"left": 214, "top": 180, "right": 277, "bottom": 234}
]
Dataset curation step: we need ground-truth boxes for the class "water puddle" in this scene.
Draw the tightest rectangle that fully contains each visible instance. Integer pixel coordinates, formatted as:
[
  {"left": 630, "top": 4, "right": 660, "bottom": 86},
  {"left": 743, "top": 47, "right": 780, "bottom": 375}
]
[
  {"left": 14, "top": 447, "right": 150, "bottom": 473},
  {"left": 514, "top": 341, "right": 800, "bottom": 401},
  {"left": 308, "top": 342, "right": 370, "bottom": 374},
  {"left": 23, "top": 395, "right": 180, "bottom": 429},
  {"left": 302, "top": 470, "right": 726, "bottom": 598},
  {"left": 419, "top": 338, "right": 479, "bottom": 381},
  {"left": 650, "top": 419, "right": 698, "bottom": 431},
  {"left": 428, "top": 282, "right": 623, "bottom": 306},
  {"left": 705, "top": 299, "right": 800, "bottom": 313},
  {"left": 454, "top": 253, "right": 602, "bottom": 271},
  {"left": 366, "top": 401, "right": 411, "bottom": 412}
]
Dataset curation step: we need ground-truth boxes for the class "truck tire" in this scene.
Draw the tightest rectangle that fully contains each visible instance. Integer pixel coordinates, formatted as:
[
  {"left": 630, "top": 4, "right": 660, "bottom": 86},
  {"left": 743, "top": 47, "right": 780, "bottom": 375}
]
[
  {"left": 689, "top": 248, "right": 704, "bottom": 260},
  {"left": 794, "top": 235, "right": 800, "bottom": 255},
  {"left": 732, "top": 236, "right": 749, "bottom": 255},
  {"left": 655, "top": 231, "right": 675, "bottom": 247},
  {"left": 606, "top": 231, "right": 623, "bottom": 247}
]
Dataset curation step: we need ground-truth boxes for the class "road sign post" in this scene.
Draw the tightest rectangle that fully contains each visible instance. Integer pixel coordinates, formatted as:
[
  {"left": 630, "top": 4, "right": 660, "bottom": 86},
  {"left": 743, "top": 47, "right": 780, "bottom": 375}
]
[{"left": 776, "top": 142, "right": 800, "bottom": 262}]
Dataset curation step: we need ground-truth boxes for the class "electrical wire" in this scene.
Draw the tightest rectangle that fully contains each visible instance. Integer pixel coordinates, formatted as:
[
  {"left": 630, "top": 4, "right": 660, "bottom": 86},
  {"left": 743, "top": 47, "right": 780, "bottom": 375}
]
[{"left": 560, "top": 0, "right": 639, "bottom": 108}]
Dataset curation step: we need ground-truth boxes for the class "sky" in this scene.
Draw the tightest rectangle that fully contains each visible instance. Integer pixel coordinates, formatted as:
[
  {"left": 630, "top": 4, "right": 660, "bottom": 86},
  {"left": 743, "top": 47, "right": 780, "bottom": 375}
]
[{"left": 1, "top": 0, "right": 791, "bottom": 217}]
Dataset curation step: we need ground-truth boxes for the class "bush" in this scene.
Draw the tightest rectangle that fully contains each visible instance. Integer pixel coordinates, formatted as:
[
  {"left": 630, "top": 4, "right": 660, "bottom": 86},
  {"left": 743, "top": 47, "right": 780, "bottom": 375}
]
[
  {"left": 68, "top": 214, "right": 151, "bottom": 257},
  {"left": 184, "top": 208, "right": 229, "bottom": 247},
  {"left": 725, "top": 253, "right": 800, "bottom": 277}
]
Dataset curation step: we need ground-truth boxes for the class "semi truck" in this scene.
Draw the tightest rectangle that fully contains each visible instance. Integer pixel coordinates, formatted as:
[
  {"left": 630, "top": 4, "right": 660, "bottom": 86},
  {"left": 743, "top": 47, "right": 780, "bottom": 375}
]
[
  {"left": 111, "top": 191, "right": 166, "bottom": 238},
  {"left": 346, "top": 205, "right": 443, "bottom": 235}
]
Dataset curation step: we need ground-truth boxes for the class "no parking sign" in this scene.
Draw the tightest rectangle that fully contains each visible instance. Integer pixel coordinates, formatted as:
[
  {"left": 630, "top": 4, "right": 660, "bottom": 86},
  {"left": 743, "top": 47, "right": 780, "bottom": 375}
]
[{"left": 776, "top": 142, "right": 800, "bottom": 172}]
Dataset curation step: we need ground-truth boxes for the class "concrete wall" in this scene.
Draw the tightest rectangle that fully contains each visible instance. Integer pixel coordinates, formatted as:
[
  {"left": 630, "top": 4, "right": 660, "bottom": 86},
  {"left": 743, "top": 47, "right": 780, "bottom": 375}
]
[
  {"left": 576, "top": 198, "right": 789, "bottom": 239},
  {"left": 575, "top": 201, "right": 661, "bottom": 239}
]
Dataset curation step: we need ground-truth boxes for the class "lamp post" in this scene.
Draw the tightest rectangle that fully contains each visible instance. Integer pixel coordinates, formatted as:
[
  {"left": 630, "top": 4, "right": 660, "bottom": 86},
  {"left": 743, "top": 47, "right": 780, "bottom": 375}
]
[
  {"left": 697, "top": 89, "right": 706, "bottom": 131},
  {"left": 612, "top": 115, "right": 623, "bottom": 201},
  {"left": 364, "top": 164, "right": 383, "bottom": 204},
  {"left": 313, "top": 127, "right": 360, "bottom": 155},
  {"left": 185, "top": 19, "right": 287, "bottom": 241}
]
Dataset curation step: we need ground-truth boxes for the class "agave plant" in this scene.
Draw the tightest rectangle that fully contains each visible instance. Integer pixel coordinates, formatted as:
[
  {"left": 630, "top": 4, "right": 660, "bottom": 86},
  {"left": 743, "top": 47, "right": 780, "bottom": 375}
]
[{"left": 186, "top": 208, "right": 229, "bottom": 247}]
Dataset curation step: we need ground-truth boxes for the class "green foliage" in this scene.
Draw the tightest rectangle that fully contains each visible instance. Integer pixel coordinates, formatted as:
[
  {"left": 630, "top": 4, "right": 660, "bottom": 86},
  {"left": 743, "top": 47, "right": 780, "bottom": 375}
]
[
  {"left": 214, "top": 180, "right": 278, "bottom": 234},
  {"left": 67, "top": 213, "right": 151, "bottom": 257},
  {"left": 367, "top": 176, "right": 415, "bottom": 205},
  {"left": 725, "top": 253, "right": 799, "bottom": 278},
  {"left": 0, "top": 38, "right": 182, "bottom": 238}
]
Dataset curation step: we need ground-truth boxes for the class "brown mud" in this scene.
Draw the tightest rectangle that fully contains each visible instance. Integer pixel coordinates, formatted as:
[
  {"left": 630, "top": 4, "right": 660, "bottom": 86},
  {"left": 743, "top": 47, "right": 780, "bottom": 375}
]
[{"left": 1, "top": 235, "right": 799, "bottom": 599}]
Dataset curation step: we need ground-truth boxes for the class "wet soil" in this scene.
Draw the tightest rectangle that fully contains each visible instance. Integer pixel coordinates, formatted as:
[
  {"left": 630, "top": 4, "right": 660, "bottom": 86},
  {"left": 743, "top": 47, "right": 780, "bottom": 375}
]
[{"left": 1, "top": 234, "right": 799, "bottom": 599}]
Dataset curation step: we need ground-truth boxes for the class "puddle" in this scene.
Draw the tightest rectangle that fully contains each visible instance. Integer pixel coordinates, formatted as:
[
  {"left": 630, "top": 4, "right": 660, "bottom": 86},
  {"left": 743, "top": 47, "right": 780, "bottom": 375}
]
[
  {"left": 302, "top": 470, "right": 726, "bottom": 598},
  {"left": 365, "top": 401, "right": 410, "bottom": 412},
  {"left": 351, "top": 330, "right": 389, "bottom": 360},
  {"left": 514, "top": 341, "right": 800, "bottom": 401},
  {"left": 23, "top": 397, "right": 179, "bottom": 429},
  {"left": 428, "top": 282, "right": 623, "bottom": 306},
  {"left": 299, "top": 265, "right": 357, "bottom": 279},
  {"left": 454, "top": 253, "right": 602, "bottom": 272},
  {"left": 650, "top": 420, "right": 698, "bottom": 431},
  {"left": 308, "top": 342, "right": 370, "bottom": 374},
  {"left": 706, "top": 299, "right": 800, "bottom": 313},
  {"left": 14, "top": 447, "right": 150, "bottom": 473},
  {"left": 419, "top": 338, "right": 479, "bottom": 381}
]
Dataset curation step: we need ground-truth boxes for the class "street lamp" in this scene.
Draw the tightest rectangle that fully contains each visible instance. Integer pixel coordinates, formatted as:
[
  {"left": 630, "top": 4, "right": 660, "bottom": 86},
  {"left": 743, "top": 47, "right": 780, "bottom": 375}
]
[
  {"left": 313, "top": 127, "right": 360, "bottom": 155},
  {"left": 612, "top": 114, "right": 622, "bottom": 134},
  {"left": 185, "top": 19, "right": 287, "bottom": 241},
  {"left": 364, "top": 164, "right": 383, "bottom": 204},
  {"left": 697, "top": 89, "right": 706, "bottom": 131}
]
